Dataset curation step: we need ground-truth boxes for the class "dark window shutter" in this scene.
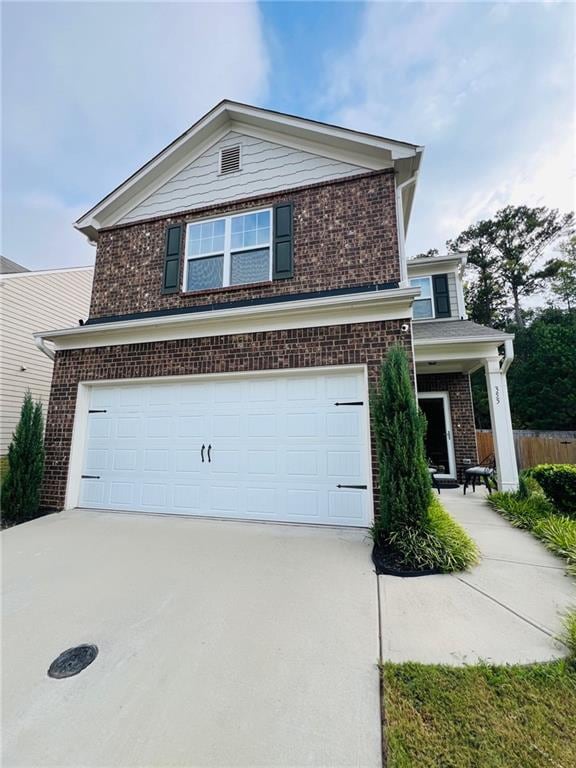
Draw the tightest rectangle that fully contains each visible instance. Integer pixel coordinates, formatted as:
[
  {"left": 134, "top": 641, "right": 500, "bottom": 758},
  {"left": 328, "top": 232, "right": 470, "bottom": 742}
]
[
  {"left": 162, "top": 225, "right": 182, "bottom": 293},
  {"left": 273, "top": 203, "right": 293, "bottom": 280},
  {"left": 433, "top": 274, "right": 451, "bottom": 318}
]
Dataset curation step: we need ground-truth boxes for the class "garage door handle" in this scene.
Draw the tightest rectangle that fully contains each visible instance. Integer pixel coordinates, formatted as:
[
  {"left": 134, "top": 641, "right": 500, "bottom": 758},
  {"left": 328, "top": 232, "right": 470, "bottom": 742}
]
[
  {"left": 337, "top": 484, "right": 367, "bottom": 489},
  {"left": 207, "top": 444, "right": 212, "bottom": 463},
  {"left": 201, "top": 444, "right": 205, "bottom": 463}
]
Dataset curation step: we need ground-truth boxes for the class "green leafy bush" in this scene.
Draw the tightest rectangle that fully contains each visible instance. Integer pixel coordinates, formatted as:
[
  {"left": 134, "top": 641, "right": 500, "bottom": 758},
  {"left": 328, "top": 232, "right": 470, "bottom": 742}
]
[
  {"left": 533, "top": 516, "right": 576, "bottom": 567},
  {"left": 488, "top": 491, "right": 553, "bottom": 529},
  {"left": 562, "top": 609, "right": 576, "bottom": 658},
  {"left": 371, "top": 346, "right": 431, "bottom": 542},
  {"left": 386, "top": 496, "right": 480, "bottom": 573},
  {"left": 528, "top": 464, "right": 576, "bottom": 516},
  {"left": 1, "top": 392, "right": 45, "bottom": 524}
]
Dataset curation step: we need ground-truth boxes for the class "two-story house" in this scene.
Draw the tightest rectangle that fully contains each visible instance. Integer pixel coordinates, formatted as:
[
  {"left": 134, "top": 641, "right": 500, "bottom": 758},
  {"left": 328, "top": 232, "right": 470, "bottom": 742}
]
[{"left": 35, "top": 101, "right": 518, "bottom": 527}]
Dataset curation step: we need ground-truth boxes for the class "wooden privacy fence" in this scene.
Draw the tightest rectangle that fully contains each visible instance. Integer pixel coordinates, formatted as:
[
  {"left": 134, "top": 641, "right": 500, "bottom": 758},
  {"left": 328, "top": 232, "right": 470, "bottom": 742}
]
[{"left": 476, "top": 430, "right": 576, "bottom": 470}]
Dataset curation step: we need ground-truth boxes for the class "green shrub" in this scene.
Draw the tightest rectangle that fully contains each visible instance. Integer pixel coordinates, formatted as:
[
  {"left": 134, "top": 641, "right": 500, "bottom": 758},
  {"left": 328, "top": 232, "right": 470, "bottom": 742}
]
[
  {"left": 533, "top": 516, "right": 576, "bottom": 565},
  {"left": 517, "top": 470, "right": 541, "bottom": 500},
  {"left": 1, "top": 392, "right": 45, "bottom": 524},
  {"left": 528, "top": 464, "right": 576, "bottom": 516},
  {"left": 387, "top": 496, "right": 480, "bottom": 573},
  {"left": 371, "top": 346, "right": 431, "bottom": 542},
  {"left": 488, "top": 491, "right": 553, "bottom": 529},
  {"left": 562, "top": 609, "right": 576, "bottom": 658}
]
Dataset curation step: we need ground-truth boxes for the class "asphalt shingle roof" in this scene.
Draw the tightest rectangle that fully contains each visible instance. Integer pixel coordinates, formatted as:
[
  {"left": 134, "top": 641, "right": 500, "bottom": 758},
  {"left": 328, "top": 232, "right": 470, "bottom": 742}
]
[{"left": 413, "top": 320, "right": 511, "bottom": 341}]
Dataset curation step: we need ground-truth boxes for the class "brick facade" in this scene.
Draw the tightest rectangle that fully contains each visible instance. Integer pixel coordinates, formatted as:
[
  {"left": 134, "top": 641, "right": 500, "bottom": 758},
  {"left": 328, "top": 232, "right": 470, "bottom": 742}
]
[
  {"left": 417, "top": 372, "right": 478, "bottom": 479},
  {"left": 89, "top": 170, "right": 399, "bottom": 320},
  {"left": 42, "top": 320, "right": 411, "bottom": 513}
]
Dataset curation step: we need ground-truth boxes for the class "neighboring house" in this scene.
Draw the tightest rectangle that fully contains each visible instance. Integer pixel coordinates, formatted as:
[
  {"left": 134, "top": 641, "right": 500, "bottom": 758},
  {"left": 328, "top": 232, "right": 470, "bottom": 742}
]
[
  {"left": 0, "top": 263, "right": 93, "bottom": 453},
  {"left": 35, "top": 101, "right": 518, "bottom": 526}
]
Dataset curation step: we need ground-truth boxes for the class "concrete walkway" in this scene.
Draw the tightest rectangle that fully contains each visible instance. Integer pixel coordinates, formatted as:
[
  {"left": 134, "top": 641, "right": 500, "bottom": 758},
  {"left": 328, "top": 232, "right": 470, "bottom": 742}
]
[
  {"left": 379, "top": 487, "right": 576, "bottom": 665},
  {"left": 2, "top": 510, "right": 381, "bottom": 768}
]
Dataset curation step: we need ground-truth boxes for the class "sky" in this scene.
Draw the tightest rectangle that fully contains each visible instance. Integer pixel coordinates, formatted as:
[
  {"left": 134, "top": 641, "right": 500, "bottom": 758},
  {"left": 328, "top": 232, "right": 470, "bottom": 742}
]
[{"left": 2, "top": 0, "right": 575, "bottom": 270}]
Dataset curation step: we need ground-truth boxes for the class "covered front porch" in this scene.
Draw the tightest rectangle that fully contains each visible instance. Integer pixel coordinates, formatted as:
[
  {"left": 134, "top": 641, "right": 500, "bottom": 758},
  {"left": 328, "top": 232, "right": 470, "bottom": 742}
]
[{"left": 413, "top": 320, "right": 519, "bottom": 492}]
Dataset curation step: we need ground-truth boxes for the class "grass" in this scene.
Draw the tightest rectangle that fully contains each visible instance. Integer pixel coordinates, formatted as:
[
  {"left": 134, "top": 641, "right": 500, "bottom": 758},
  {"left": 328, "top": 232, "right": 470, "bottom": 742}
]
[
  {"left": 382, "top": 660, "right": 576, "bottom": 768},
  {"left": 383, "top": 494, "right": 480, "bottom": 573},
  {"left": 489, "top": 490, "right": 576, "bottom": 576},
  {"left": 562, "top": 610, "right": 576, "bottom": 658}
]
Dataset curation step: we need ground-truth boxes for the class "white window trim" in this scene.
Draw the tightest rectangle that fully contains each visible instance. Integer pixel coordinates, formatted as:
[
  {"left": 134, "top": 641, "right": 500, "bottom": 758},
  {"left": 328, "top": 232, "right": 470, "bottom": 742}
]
[
  {"left": 410, "top": 275, "right": 435, "bottom": 320},
  {"left": 183, "top": 207, "right": 273, "bottom": 292}
]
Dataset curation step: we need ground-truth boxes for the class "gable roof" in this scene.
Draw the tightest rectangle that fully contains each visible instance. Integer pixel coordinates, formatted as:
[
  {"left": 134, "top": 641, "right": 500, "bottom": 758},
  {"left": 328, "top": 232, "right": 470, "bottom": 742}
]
[
  {"left": 75, "top": 100, "right": 424, "bottom": 241},
  {"left": 0, "top": 256, "right": 29, "bottom": 274}
]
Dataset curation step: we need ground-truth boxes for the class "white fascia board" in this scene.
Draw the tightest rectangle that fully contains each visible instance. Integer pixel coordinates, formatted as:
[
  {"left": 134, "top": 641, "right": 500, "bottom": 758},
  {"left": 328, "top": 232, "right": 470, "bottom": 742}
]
[
  {"left": 407, "top": 257, "right": 463, "bottom": 276},
  {"left": 414, "top": 341, "right": 505, "bottom": 364},
  {"left": 415, "top": 333, "right": 512, "bottom": 347},
  {"left": 35, "top": 287, "right": 419, "bottom": 352}
]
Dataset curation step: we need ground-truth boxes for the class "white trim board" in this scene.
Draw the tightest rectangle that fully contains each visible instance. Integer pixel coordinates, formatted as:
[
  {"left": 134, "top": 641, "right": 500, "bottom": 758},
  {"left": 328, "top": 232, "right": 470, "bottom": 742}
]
[{"left": 35, "top": 287, "right": 419, "bottom": 352}]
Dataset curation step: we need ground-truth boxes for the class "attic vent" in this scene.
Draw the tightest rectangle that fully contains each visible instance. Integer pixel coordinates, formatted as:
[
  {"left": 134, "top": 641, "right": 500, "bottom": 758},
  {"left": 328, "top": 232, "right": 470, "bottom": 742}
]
[{"left": 220, "top": 145, "right": 241, "bottom": 174}]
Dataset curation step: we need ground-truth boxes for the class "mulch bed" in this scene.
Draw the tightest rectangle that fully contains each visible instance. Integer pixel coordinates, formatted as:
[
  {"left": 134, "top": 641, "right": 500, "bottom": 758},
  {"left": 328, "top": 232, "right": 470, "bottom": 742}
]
[{"left": 372, "top": 542, "right": 442, "bottom": 577}]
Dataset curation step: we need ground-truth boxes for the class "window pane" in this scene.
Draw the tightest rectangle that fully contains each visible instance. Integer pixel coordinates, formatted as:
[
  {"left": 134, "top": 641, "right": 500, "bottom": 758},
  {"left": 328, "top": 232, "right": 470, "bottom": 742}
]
[
  {"left": 187, "top": 256, "right": 224, "bottom": 291},
  {"left": 410, "top": 277, "right": 432, "bottom": 298},
  {"left": 188, "top": 219, "right": 226, "bottom": 257},
  {"left": 230, "top": 211, "right": 270, "bottom": 250},
  {"left": 413, "top": 298, "right": 433, "bottom": 319},
  {"left": 230, "top": 248, "right": 270, "bottom": 285}
]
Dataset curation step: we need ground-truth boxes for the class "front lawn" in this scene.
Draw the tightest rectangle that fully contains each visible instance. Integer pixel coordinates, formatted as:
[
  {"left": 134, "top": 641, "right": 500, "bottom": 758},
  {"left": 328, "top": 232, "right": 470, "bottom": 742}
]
[{"left": 382, "top": 660, "right": 576, "bottom": 768}]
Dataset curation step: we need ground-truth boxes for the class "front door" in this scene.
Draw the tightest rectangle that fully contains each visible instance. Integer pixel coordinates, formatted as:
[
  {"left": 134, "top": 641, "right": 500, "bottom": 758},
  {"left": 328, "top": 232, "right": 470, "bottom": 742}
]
[{"left": 418, "top": 393, "right": 456, "bottom": 478}]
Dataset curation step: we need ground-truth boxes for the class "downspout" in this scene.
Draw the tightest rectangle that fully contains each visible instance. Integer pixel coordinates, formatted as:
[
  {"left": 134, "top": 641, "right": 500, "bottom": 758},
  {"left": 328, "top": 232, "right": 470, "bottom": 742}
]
[
  {"left": 395, "top": 171, "right": 419, "bottom": 285},
  {"left": 501, "top": 338, "right": 514, "bottom": 375},
  {"left": 34, "top": 333, "right": 55, "bottom": 361}
]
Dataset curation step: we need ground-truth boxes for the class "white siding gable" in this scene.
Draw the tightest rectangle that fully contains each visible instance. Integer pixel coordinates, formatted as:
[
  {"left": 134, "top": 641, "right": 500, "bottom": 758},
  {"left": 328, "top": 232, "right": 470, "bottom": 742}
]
[{"left": 119, "top": 131, "right": 371, "bottom": 224}]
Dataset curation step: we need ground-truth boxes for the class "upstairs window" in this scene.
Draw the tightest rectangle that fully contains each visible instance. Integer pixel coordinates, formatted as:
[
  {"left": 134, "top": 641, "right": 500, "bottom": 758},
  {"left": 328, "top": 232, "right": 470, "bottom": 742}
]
[
  {"left": 185, "top": 209, "right": 272, "bottom": 292},
  {"left": 410, "top": 276, "right": 434, "bottom": 319}
]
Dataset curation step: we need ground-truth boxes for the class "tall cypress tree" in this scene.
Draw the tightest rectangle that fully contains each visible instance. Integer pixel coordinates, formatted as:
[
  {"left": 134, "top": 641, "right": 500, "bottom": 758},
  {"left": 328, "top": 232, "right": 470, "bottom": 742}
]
[
  {"left": 372, "top": 347, "right": 431, "bottom": 540},
  {"left": 1, "top": 392, "right": 45, "bottom": 522}
]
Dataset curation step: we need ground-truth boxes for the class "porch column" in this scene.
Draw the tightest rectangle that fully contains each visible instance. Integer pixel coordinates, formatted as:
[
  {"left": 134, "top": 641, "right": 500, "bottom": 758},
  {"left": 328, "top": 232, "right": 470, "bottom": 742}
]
[{"left": 484, "top": 357, "right": 519, "bottom": 492}]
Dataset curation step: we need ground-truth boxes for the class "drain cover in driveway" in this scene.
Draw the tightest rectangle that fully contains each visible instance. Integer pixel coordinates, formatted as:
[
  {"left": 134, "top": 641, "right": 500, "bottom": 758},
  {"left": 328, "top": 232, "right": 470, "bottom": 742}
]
[{"left": 48, "top": 645, "right": 98, "bottom": 678}]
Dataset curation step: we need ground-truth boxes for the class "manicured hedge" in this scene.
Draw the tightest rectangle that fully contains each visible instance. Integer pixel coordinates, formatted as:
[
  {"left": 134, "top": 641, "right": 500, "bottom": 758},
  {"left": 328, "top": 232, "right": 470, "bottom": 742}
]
[{"left": 527, "top": 464, "right": 576, "bottom": 516}]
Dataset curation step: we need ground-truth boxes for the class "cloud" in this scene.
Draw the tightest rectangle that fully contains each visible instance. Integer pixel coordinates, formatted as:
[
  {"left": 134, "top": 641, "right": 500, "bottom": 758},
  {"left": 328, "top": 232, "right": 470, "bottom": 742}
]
[
  {"left": 320, "top": 1, "right": 575, "bottom": 255},
  {"left": 2, "top": 1, "right": 269, "bottom": 267}
]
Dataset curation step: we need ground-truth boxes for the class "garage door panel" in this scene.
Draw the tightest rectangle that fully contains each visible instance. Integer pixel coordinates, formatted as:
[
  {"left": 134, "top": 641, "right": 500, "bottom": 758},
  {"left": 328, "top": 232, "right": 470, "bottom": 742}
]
[
  {"left": 247, "top": 413, "right": 276, "bottom": 437},
  {"left": 113, "top": 449, "right": 138, "bottom": 472},
  {"left": 173, "top": 484, "right": 201, "bottom": 510},
  {"left": 109, "top": 482, "right": 135, "bottom": 506},
  {"left": 80, "top": 369, "right": 370, "bottom": 526},
  {"left": 328, "top": 490, "right": 364, "bottom": 521},
  {"left": 247, "top": 450, "right": 277, "bottom": 475}
]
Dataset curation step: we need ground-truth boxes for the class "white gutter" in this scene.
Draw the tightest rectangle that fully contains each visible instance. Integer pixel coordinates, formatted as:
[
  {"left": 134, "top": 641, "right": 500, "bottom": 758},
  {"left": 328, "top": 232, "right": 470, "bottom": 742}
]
[
  {"left": 415, "top": 333, "right": 513, "bottom": 346},
  {"left": 34, "top": 334, "right": 55, "bottom": 361},
  {"left": 501, "top": 338, "right": 515, "bottom": 374},
  {"left": 395, "top": 170, "right": 419, "bottom": 285}
]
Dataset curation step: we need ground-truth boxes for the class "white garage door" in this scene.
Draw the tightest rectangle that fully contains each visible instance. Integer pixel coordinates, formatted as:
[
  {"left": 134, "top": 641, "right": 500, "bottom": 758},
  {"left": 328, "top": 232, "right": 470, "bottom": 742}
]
[{"left": 79, "top": 369, "right": 371, "bottom": 527}]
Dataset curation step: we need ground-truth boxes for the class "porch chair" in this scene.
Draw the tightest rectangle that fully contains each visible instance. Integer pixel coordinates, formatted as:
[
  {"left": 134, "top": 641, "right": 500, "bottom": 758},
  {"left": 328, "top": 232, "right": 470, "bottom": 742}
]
[
  {"left": 463, "top": 454, "right": 496, "bottom": 495},
  {"left": 428, "top": 461, "right": 443, "bottom": 494}
]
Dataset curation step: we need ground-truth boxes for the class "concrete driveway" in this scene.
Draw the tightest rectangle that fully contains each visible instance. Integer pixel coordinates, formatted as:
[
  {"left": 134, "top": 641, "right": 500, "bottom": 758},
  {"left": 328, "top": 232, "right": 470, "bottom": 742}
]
[{"left": 2, "top": 510, "right": 381, "bottom": 768}]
